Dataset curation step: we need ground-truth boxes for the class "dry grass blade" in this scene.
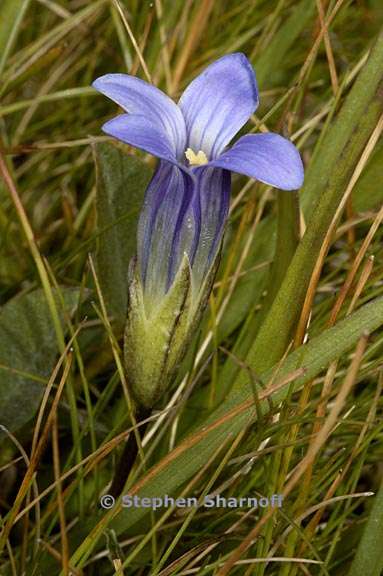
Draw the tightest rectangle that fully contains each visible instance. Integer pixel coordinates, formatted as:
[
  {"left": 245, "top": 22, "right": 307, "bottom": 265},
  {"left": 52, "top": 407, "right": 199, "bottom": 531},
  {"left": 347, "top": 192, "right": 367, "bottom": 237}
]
[
  {"left": 0, "top": 351, "right": 73, "bottom": 552},
  {"left": 295, "top": 112, "right": 383, "bottom": 345},
  {"left": 111, "top": 0, "right": 152, "bottom": 82},
  {"left": 216, "top": 333, "right": 369, "bottom": 575},
  {"left": 0, "top": 3, "right": 382, "bottom": 574}
]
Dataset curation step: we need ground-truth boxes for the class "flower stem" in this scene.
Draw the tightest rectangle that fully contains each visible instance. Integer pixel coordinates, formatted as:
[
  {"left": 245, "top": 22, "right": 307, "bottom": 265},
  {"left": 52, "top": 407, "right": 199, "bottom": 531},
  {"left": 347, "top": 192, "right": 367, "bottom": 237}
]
[{"left": 109, "top": 406, "right": 151, "bottom": 498}]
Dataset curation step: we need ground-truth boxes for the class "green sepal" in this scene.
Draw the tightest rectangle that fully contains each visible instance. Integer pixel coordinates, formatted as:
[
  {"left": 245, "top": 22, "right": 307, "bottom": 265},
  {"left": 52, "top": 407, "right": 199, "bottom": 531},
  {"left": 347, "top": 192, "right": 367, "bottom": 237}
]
[
  {"left": 124, "top": 250, "right": 221, "bottom": 409},
  {"left": 124, "top": 254, "right": 191, "bottom": 409}
]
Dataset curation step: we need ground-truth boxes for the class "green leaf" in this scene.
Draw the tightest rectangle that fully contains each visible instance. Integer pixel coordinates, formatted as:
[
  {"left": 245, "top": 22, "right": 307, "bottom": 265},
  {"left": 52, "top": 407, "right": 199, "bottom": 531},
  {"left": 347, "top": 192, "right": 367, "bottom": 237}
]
[
  {"left": 218, "top": 193, "right": 300, "bottom": 400},
  {"left": 0, "top": 0, "right": 31, "bottom": 77},
  {"left": 302, "top": 33, "right": 383, "bottom": 219},
  {"left": 352, "top": 140, "right": 383, "bottom": 212},
  {"left": 254, "top": 0, "right": 316, "bottom": 88},
  {"left": 348, "top": 480, "right": 383, "bottom": 576},
  {"left": 245, "top": 32, "right": 383, "bottom": 376},
  {"left": 217, "top": 216, "right": 276, "bottom": 342},
  {"left": 0, "top": 288, "right": 81, "bottom": 437},
  {"left": 0, "top": 0, "right": 105, "bottom": 96},
  {"left": 94, "top": 142, "right": 152, "bottom": 331},
  {"left": 62, "top": 295, "right": 383, "bottom": 568},
  {"left": 264, "top": 191, "right": 300, "bottom": 306}
]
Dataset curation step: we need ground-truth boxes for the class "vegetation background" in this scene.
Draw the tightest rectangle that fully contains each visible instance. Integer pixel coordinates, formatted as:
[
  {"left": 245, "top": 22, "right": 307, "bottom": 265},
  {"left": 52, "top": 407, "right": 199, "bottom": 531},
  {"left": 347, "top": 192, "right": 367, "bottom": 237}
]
[{"left": 0, "top": 0, "right": 383, "bottom": 574}]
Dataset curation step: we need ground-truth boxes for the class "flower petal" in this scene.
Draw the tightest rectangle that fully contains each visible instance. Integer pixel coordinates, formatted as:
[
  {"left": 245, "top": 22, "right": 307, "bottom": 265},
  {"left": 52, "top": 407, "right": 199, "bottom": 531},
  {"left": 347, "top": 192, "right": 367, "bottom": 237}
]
[
  {"left": 211, "top": 133, "right": 304, "bottom": 190},
  {"left": 168, "top": 173, "right": 200, "bottom": 288},
  {"left": 101, "top": 114, "right": 176, "bottom": 164},
  {"left": 178, "top": 53, "right": 258, "bottom": 160},
  {"left": 191, "top": 167, "right": 230, "bottom": 290},
  {"left": 137, "top": 162, "right": 196, "bottom": 309},
  {"left": 92, "top": 73, "right": 186, "bottom": 159},
  {"left": 138, "top": 163, "right": 231, "bottom": 308}
]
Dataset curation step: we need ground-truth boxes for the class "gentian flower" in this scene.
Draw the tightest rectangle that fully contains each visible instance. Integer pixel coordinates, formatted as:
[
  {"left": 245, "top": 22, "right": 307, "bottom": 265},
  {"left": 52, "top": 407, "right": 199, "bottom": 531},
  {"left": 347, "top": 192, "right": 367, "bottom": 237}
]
[{"left": 93, "top": 53, "right": 304, "bottom": 408}]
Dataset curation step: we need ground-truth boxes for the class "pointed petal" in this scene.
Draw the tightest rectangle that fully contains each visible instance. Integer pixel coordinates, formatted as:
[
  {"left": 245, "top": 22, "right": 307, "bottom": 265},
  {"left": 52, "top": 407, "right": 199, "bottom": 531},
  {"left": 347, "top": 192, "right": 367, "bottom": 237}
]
[
  {"left": 137, "top": 162, "right": 196, "bottom": 308},
  {"left": 101, "top": 114, "right": 177, "bottom": 164},
  {"left": 178, "top": 53, "right": 258, "bottom": 159},
  {"left": 168, "top": 173, "right": 200, "bottom": 287},
  {"left": 93, "top": 74, "right": 186, "bottom": 159},
  {"left": 191, "top": 167, "right": 230, "bottom": 290},
  {"left": 211, "top": 133, "right": 304, "bottom": 190}
]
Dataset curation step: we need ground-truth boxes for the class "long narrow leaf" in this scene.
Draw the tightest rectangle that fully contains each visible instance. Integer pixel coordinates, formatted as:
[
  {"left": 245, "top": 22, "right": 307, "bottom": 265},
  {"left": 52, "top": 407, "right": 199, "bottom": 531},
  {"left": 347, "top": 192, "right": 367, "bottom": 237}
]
[
  {"left": 243, "top": 33, "right": 383, "bottom": 376},
  {"left": 61, "top": 295, "right": 383, "bottom": 569},
  {"left": 348, "top": 480, "right": 383, "bottom": 576}
]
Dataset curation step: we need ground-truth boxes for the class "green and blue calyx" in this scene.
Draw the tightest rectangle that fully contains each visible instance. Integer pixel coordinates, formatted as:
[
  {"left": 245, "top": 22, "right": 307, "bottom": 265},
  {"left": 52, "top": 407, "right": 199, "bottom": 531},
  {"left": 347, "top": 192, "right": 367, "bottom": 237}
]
[{"left": 92, "top": 53, "right": 304, "bottom": 408}]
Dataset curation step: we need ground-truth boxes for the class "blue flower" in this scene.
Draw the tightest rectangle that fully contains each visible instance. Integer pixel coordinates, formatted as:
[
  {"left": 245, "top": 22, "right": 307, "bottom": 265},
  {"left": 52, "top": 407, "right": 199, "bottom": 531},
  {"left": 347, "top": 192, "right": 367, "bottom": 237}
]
[{"left": 93, "top": 53, "right": 304, "bottom": 311}]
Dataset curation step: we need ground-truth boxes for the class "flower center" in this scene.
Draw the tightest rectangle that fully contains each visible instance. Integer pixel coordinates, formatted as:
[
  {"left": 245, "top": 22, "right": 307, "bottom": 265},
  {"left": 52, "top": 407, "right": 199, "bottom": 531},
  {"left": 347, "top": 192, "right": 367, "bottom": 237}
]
[{"left": 185, "top": 148, "right": 208, "bottom": 166}]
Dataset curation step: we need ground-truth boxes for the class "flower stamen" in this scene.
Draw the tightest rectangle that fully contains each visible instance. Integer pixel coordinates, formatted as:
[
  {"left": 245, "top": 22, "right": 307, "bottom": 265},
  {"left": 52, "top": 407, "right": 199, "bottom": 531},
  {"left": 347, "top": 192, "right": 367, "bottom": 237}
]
[{"left": 185, "top": 148, "right": 208, "bottom": 166}]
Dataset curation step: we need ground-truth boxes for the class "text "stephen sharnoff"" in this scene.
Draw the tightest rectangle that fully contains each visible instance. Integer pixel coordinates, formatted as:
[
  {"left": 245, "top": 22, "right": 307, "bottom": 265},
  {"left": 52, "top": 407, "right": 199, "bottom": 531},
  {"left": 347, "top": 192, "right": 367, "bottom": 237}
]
[{"left": 120, "top": 494, "right": 283, "bottom": 509}]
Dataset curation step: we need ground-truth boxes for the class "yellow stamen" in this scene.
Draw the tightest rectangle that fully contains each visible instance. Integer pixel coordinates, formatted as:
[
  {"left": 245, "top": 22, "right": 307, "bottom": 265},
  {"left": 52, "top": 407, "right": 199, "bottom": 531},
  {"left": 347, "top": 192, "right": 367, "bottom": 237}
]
[{"left": 185, "top": 147, "right": 208, "bottom": 166}]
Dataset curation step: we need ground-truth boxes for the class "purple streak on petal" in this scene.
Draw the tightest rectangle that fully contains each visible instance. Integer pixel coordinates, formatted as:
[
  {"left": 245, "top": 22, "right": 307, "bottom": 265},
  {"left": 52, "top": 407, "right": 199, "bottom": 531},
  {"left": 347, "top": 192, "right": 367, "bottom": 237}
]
[
  {"left": 178, "top": 53, "right": 258, "bottom": 159},
  {"left": 191, "top": 167, "right": 230, "bottom": 289},
  {"left": 167, "top": 171, "right": 200, "bottom": 289},
  {"left": 137, "top": 161, "right": 174, "bottom": 282},
  {"left": 211, "top": 133, "right": 304, "bottom": 190},
  {"left": 92, "top": 73, "right": 186, "bottom": 158},
  {"left": 137, "top": 162, "right": 197, "bottom": 306},
  {"left": 190, "top": 188, "right": 202, "bottom": 264},
  {"left": 102, "top": 114, "right": 177, "bottom": 164},
  {"left": 204, "top": 169, "right": 231, "bottom": 264}
]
